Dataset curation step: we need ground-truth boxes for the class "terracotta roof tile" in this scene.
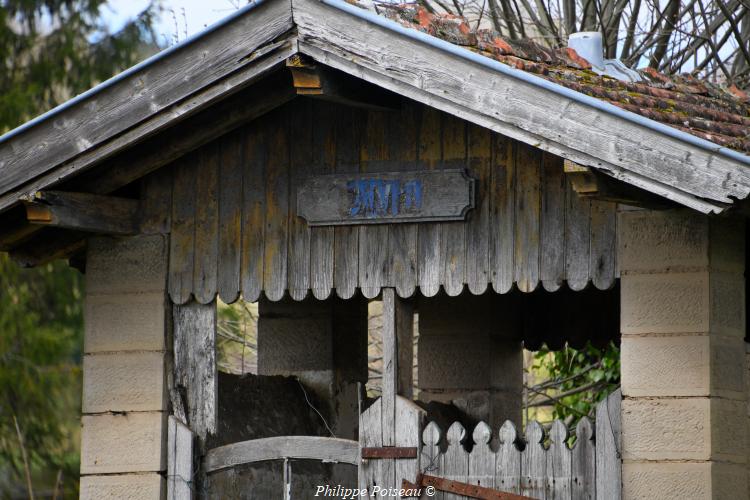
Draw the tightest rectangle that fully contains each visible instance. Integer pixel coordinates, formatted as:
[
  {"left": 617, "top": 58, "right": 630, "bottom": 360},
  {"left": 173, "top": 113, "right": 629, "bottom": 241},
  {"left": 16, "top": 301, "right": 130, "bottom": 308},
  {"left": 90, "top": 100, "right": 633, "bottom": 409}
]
[{"left": 376, "top": 3, "right": 750, "bottom": 154}]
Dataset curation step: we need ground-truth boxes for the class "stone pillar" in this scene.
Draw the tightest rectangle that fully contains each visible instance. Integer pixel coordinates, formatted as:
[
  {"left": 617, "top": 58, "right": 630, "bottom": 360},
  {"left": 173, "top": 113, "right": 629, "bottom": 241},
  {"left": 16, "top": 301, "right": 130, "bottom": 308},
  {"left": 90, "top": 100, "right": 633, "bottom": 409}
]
[
  {"left": 257, "top": 295, "right": 368, "bottom": 439},
  {"left": 79, "top": 235, "right": 169, "bottom": 499},
  {"left": 417, "top": 292, "right": 523, "bottom": 429},
  {"left": 619, "top": 209, "right": 747, "bottom": 499}
]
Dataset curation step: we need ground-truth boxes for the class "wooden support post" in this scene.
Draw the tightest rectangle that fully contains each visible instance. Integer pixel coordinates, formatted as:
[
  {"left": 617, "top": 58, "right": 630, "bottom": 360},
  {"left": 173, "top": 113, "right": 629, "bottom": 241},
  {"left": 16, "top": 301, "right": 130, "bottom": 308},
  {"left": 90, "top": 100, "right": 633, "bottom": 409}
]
[
  {"left": 168, "top": 416, "right": 195, "bottom": 500},
  {"left": 173, "top": 301, "right": 217, "bottom": 448},
  {"left": 381, "top": 288, "right": 414, "bottom": 445}
]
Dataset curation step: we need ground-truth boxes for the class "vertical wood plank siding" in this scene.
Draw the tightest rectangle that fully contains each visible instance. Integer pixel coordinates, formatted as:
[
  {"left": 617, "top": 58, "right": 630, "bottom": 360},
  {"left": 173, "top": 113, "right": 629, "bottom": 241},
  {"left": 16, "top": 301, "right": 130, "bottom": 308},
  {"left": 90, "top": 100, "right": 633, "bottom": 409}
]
[{"left": 166, "top": 101, "right": 616, "bottom": 304}]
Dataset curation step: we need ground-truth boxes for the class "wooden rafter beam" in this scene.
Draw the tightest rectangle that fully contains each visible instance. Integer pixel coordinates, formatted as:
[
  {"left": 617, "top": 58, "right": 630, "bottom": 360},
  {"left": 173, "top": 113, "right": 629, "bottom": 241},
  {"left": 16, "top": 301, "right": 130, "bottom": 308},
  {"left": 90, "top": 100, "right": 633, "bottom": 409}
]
[
  {"left": 564, "top": 160, "right": 675, "bottom": 209},
  {"left": 286, "top": 54, "right": 400, "bottom": 110},
  {"left": 22, "top": 191, "right": 140, "bottom": 235},
  {"left": 9, "top": 229, "right": 87, "bottom": 268}
]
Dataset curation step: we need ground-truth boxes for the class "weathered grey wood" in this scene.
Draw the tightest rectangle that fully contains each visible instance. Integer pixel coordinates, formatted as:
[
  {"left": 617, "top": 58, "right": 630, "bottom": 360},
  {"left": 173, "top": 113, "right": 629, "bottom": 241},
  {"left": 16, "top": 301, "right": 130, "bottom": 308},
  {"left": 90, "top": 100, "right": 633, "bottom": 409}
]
[
  {"left": 421, "top": 422, "right": 444, "bottom": 500},
  {"left": 0, "top": 0, "right": 294, "bottom": 204},
  {"left": 359, "top": 397, "right": 383, "bottom": 498},
  {"left": 288, "top": 100, "right": 313, "bottom": 301},
  {"left": 298, "top": 168, "right": 474, "bottom": 226},
  {"left": 387, "top": 104, "right": 419, "bottom": 298},
  {"left": 490, "top": 135, "right": 515, "bottom": 294},
  {"left": 469, "top": 422, "right": 495, "bottom": 489},
  {"left": 395, "top": 296, "right": 414, "bottom": 399},
  {"left": 262, "top": 110, "right": 290, "bottom": 302},
  {"left": 596, "top": 389, "right": 622, "bottom": 500},
  {"left": 294, "top": 0, "right": 750, "bottom": 213},
  {"left": 440, "top": 114, "right": 467, "bottom": 297},
  {"left": 381, "top": 288, "right": 398, "bottom": 446},
  {"left": 193, "top": 144, "right": 220, "bottom": 305},
  {"left": 514, "top": 143, "right": 542, "bottom": 293},
  {"left": 240, "top": 122, "right": 266, "bottom": 303},
  {"left": 589, "top": 201, "right": 617, "bottom": 290},
  {"left": 521, "top": 421, "right": 546, "bottom": 499},
  {"left": 169, "top": 160, "right": 196, "bottom": 305},
  {"left": 168, "top": 416, "right": 194, "bottom": 500},
  {"left": 217, "top": 131, "right": 243, "bottom": 304},
  {"left": 333, "top": 106, "right": 361, "bottom": 299},
  {"left": 309, "top": 100, "right": 336, "bottom": 300},
  {"left": 465, "top": 124, "right": 491, "bottom": 296},
  {"left": 443, "top": 422, "right": 468, "bottom": 500},
  {"left": 497, "top": 421, "right": 521, "bottom": 494},
  {"left": 572, "top": 417, "right": 595, "bottom": 500},
  {"left": 358, "top": 111, "right": 389, "bottom": 298},
  {"left": 395, "top": 397, "right": 425, "bottom": 496},
  {"left": 540, "top": 153, "right": 566, "bottom": 292},
  {"left": 173, "top": 301, "right": 217, "bottom": 444},
  {"left": 381, "top": 289, "right": 414, "bottom": 494},
  {"left": 565, "top": 181, "right": 591, "bottom": 291},
  {"left": 204, "top": 436, "right": 359, "bottom": 472},
  {"left": 72, "top": 67, "right": 296, "bottom": 201},
  {"left": 412, "top": 417, "right": 607, "bottom": 500},
  {"left": 546, "top": 420, "right": 571, "bottom": 500},
  {"left": 416, "top": 107, "right": 443, "bottom": 297},
  {"left": 141, "top": 167, "right": 173, "bottom": 235},
  {"left": 161, "top": 99, "right": 620, "bottom": 303},
  {"left": 22, "top": 191, "right": 139, "bottom": 235}
]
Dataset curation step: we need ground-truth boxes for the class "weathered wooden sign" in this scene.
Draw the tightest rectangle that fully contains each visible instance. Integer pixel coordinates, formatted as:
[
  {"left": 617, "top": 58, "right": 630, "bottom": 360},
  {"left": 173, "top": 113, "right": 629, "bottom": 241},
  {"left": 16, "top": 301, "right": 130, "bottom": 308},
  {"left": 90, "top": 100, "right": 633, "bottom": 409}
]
[{"left": 297, "top": 169, "right": 475, "bottom": 225}]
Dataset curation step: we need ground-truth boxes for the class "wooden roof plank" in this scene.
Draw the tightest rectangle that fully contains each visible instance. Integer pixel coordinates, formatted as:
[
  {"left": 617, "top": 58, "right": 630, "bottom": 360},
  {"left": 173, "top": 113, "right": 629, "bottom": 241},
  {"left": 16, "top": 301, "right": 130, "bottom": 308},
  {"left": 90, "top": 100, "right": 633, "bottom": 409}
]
[{"left": 0, "top": 0, "right": 294, "bottom": 200}]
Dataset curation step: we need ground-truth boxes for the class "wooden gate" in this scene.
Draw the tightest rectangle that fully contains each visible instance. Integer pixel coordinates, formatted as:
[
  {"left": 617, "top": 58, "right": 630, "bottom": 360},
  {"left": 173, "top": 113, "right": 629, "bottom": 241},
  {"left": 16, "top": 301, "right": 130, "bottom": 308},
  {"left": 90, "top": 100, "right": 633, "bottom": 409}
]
[
  {"left": 358, "top": 391, "right": 622, "bottom": 500},
  {"left": 358, "top": 287, "right": 622, "bottom": 500}
]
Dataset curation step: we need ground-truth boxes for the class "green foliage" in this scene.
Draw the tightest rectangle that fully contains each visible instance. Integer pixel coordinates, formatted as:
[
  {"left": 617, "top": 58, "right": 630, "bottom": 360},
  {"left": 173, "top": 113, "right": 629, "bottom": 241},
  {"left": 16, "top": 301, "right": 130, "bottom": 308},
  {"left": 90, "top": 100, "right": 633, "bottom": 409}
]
[
  {"left": 0, "top": 1, "right": 162, "bottom": 495},
  {"left": 216, "top": 300, "right": 258, "bottom": 375},
  {"left": 531, "top": 342, "right": 620, "bottom": 423},
  {"left": 0, "top": 254, "right": 83, "bottom": 497},
  {"left": 0, "top": 0, "right": 162, "bottom": 133}
]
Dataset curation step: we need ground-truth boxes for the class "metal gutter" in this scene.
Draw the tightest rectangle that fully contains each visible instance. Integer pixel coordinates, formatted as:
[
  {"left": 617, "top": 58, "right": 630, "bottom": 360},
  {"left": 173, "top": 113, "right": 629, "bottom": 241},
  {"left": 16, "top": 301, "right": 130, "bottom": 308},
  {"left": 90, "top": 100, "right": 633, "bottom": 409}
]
[
  {"left": 0, "top": 0, "right": 266, "bottom": 146},
  {"left": 320, "top": 0, "right": 750, "bottom": 168}
]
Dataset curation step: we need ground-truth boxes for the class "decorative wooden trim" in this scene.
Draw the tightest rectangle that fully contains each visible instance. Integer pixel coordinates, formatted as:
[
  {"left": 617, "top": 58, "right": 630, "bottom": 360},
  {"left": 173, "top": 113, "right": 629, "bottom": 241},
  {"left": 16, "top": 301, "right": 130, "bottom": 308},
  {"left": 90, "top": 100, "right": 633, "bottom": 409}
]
[{"left": 203, "top": 436, "right": 360, "bottom": 473}]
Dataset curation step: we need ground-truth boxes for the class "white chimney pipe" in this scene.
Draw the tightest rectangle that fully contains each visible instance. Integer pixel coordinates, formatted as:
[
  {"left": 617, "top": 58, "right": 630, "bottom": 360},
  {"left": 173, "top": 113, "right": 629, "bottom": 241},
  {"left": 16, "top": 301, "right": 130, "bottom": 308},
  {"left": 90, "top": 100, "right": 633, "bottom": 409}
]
[{"left": 568, "top": 32, "right": 605, "bottom": 69}]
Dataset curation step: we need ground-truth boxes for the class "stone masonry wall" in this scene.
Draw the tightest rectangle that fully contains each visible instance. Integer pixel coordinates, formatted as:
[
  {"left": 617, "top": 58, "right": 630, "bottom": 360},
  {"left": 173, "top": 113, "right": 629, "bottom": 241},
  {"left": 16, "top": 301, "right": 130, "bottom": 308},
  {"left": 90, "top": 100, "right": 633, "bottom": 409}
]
[
  {"left": 619, "top": 209, "right": 748, "bottom": 499},
  {"left": 79, "top": 235, "right": 169, "bottom": 499}
]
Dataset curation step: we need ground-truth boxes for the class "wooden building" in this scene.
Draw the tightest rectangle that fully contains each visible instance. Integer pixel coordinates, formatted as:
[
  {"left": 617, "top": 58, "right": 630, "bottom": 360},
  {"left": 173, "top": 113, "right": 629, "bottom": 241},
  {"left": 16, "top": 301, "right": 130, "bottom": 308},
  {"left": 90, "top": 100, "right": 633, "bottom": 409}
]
[{"left": 1, "top": 0, "right": 749, "bottom": 498}]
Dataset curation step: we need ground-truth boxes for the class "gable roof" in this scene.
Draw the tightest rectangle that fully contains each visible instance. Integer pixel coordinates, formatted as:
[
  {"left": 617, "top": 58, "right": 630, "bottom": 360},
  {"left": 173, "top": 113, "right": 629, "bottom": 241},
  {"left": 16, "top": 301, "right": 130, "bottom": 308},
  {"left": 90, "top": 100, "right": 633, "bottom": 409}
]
[
  {"left": 1, "top": 0, "right": 749, "bottom": 215},
  {"left": 379, "top": 3, "right": 750, "bottom": 154}
]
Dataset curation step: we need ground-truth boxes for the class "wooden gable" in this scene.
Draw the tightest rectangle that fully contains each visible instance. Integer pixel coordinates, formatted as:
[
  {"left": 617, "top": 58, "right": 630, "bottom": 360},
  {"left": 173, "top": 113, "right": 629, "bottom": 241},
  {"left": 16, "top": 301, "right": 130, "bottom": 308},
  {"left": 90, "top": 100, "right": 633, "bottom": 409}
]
[{"left": 154, "top": 98, "right": 617, "bottom": 304}]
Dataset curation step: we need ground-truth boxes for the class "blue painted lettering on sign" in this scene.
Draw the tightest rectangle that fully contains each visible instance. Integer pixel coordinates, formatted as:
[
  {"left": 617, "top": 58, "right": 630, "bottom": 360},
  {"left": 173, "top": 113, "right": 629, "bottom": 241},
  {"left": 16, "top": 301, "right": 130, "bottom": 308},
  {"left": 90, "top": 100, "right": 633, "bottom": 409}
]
[{"left": 347, "top": 178, "right": 423, "bottom": 218}]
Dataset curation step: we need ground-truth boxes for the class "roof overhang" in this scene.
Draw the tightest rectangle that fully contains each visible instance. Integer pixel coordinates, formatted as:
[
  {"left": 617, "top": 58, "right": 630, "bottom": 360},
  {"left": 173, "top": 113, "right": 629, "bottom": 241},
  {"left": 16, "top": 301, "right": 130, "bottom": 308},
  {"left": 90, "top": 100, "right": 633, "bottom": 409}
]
[{"left": 1, "top": 0, "right": 750, "bottom": 215}]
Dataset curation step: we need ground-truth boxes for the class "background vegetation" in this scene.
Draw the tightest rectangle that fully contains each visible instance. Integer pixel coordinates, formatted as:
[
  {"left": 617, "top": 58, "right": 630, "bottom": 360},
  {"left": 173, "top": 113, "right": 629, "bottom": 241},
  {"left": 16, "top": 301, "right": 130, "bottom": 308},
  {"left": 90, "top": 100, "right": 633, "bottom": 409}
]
[{"left": 0, "top": 1, "right": 160, "bottom": 496}]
